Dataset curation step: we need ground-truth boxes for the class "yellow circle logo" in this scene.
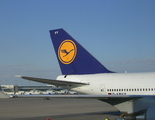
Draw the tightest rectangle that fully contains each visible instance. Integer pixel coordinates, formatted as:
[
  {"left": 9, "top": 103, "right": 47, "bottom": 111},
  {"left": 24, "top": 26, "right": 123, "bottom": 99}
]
[{"left": 58, "top": 40, "right": 77, "bottom": 64}]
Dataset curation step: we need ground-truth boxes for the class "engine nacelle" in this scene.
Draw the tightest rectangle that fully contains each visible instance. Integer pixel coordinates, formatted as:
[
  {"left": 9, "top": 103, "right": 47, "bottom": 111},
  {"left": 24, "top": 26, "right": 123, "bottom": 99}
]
[
  {"left": 136, "top": 105, "right": 155, "bottom": 120},
  {"left": 145, "top": 105, "right": 155, "bottom": 120}
]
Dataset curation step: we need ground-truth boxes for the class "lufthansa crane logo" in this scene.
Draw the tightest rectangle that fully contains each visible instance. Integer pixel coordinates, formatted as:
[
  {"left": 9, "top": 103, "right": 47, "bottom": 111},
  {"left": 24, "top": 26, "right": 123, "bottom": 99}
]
[{"left": 58, "top": 40, "right": 77, "bottom": 64}]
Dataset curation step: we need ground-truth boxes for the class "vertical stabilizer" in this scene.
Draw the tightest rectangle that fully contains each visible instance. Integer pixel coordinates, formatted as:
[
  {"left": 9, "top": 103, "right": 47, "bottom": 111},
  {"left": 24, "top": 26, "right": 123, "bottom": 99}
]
[{"left": 49, "top": 29, "right": 113, "bottom": 75}]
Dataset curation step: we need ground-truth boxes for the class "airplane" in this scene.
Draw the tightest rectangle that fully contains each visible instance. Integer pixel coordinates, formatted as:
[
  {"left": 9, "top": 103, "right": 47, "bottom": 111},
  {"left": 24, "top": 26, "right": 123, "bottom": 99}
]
[
  {"left": 0, "top": 91, "right": 9, "bottom": 98},
  {"left": 16, "top": 28, "right": 155, "bottom": 120}
]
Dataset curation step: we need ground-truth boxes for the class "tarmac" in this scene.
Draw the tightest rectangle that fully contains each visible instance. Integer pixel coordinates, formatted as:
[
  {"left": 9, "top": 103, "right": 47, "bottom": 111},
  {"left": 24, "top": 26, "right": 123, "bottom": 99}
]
[{"left": 0, "top": 98, "right": 120, "bottom": 120}]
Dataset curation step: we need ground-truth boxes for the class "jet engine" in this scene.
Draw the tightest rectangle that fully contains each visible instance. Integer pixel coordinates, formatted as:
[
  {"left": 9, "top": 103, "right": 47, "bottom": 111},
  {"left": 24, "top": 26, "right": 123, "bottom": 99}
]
[{"left": 135, "top": 105, "right": 155, "bottom": 120}]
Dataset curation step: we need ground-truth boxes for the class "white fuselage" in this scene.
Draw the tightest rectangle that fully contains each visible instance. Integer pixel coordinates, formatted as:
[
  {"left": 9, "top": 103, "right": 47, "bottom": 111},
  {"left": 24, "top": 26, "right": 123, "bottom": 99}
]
[
  {"left": 57, "top": 72, "right": 155, "bottom": 95},
  {"left": 57, "top": 72, "right": 155, "bottom": 114}
]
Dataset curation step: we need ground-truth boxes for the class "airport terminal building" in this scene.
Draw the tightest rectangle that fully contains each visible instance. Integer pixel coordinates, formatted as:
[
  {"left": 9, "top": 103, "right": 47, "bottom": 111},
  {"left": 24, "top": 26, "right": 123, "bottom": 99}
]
[{"left": 1, "top": 85, "right": 77, "bottom": 95}]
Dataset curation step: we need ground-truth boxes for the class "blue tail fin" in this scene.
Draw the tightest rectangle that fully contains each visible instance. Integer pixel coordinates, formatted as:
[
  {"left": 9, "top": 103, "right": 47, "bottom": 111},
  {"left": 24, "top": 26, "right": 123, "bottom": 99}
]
[{"left": 49, "top": 28, "right": 113, "bottom": 75}]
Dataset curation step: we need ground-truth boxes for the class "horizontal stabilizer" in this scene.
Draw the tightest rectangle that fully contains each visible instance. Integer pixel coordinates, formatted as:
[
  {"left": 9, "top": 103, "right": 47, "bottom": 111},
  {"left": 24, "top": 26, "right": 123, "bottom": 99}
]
[{"left": 15, "top": 75, "right": 89, "bottom": 86}]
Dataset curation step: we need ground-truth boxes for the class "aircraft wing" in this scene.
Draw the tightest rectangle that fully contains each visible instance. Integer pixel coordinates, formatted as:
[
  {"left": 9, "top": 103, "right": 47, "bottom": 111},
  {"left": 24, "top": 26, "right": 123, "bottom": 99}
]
[
  {"left": 15, "top": 76, "right": 89, "bottom": 86},
  {"left": 11, "top": 94, "right": 155, "bottom": 106},
  {"left": 11, "top": 94, "right": 153, "bottom": 99}
]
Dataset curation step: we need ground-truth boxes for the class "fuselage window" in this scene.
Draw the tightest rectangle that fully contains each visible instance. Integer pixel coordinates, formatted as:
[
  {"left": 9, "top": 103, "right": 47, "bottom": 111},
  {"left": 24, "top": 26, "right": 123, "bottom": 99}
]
[{"left": 137, "top": 89, "right": 139, "bottom": 91}]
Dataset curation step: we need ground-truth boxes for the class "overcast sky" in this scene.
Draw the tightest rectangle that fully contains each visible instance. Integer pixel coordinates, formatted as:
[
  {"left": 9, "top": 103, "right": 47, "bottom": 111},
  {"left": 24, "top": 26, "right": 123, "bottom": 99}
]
[{"left": 0, "top": 0, "right": 155, "bottom": 85}]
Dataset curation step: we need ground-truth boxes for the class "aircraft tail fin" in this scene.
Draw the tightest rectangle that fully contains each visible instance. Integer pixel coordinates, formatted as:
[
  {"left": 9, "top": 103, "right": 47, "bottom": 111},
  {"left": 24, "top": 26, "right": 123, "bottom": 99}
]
[{"left": 49, "top": 29, "right": 113, "bottom": 75}]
